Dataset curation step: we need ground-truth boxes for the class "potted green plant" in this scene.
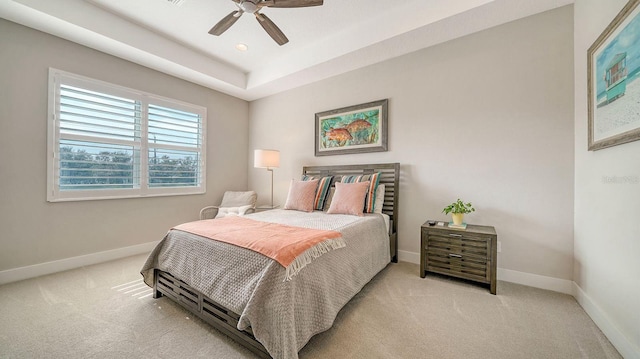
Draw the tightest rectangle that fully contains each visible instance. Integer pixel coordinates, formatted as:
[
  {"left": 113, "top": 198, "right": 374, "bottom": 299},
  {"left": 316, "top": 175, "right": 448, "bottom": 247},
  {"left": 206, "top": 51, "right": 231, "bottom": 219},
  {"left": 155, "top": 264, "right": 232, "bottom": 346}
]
[{"left": 442, "top": 199, "right": 475, "bottom": 225}]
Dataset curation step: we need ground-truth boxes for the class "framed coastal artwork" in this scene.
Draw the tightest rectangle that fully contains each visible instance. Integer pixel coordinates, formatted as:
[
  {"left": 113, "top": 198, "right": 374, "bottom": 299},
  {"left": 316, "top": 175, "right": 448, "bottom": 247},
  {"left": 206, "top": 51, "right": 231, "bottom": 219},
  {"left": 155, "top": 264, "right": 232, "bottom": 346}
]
[
  {"left": 315, "top": 99, "right": 388, "bottom": 156},
  {"left": 588, "top": 0, "right": 640, "bottom": 151}
]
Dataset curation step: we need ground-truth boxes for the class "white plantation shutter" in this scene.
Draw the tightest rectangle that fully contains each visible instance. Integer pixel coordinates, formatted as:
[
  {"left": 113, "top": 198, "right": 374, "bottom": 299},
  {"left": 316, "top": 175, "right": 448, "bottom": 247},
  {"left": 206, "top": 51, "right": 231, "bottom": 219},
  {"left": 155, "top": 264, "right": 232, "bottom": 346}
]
[
  {"left": 58, "top": 85, "right": 140, "bottom": 191},
  {"left": 58, "top": 139, "right": 137, "bottom": 190},
  {"left": 48, "top": 69, "right": 206, "bottom": 202},
  {"left": 59, "top": 85, "right": 139, "bottom": 142},
  {"left": 147, "top": 104, "right": 203, "bottom": 188}
]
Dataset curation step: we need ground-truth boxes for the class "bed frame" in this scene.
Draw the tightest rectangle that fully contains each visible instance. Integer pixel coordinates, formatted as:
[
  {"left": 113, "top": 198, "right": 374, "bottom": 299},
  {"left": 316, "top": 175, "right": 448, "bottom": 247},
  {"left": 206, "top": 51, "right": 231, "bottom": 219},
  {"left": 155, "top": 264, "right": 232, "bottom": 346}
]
[{"left": 153, "top": 163, "right": 400, "bottom": 358}]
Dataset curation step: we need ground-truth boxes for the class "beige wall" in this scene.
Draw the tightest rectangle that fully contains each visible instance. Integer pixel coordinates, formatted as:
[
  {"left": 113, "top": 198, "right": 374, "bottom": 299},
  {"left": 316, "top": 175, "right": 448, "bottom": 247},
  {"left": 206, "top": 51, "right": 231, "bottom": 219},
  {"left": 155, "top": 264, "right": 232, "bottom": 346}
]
[
  {"left": 249, "top": 7, "right": 575, "bottom": 280},
  {"left": 574, "top": 1, "right": 640, "bottom": 357},
  {"left": 0, "top": 19, "right": 250, "bottom": 271}
]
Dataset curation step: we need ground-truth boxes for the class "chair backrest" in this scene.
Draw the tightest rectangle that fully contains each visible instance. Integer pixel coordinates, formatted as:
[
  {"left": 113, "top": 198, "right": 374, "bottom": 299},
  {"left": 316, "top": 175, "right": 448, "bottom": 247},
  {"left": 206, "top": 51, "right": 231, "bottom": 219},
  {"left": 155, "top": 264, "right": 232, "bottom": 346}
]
[{"left": 219, "top": 191, "right": 257, "bottom": 208}]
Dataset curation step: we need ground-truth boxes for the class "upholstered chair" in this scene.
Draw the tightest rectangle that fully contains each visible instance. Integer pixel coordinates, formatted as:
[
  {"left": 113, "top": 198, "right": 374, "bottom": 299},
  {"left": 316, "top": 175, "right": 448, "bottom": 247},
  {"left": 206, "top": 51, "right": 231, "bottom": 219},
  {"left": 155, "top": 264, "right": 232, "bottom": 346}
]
[{"left": 199, "top": 191, "right": 258, "bottom": 220}]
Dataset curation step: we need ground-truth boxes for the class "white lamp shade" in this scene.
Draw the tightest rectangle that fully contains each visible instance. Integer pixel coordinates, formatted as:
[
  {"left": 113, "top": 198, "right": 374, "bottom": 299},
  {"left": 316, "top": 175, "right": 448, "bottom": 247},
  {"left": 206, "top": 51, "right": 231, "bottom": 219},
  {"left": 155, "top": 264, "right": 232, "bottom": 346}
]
[{"left": 254, "top": 149, "right": 280, "bottom": 168}]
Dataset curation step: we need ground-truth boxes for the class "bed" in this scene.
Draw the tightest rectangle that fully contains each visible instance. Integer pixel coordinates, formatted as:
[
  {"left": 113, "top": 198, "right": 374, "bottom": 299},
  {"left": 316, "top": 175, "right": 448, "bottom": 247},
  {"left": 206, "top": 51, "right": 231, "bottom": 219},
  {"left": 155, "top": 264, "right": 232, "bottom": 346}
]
[{"left": 141, "top": 163, "right": 400, "bottom": 359}]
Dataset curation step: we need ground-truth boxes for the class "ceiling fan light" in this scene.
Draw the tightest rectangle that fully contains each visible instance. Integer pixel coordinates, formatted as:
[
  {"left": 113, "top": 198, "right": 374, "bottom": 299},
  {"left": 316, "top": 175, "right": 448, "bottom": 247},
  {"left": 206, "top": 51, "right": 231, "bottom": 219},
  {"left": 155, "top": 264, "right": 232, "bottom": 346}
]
[{"left": 239, "top": 1, "right": 259, "bottom": 14}]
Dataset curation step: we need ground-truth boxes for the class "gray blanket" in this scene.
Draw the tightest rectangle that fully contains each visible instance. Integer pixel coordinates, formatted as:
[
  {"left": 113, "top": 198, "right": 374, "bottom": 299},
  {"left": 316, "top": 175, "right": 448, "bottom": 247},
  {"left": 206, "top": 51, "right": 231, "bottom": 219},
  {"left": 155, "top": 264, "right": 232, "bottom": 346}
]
[{"left": 141, "top": 209, "right": 390, "bottom": 359}]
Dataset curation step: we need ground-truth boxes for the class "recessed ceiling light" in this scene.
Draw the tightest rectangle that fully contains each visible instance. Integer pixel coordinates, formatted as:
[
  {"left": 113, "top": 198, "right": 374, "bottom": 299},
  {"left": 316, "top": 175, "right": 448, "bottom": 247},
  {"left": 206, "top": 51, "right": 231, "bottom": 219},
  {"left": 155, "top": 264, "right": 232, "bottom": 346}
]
[{"left": 235, "top": 43, "right": 248, "bottom": 52}]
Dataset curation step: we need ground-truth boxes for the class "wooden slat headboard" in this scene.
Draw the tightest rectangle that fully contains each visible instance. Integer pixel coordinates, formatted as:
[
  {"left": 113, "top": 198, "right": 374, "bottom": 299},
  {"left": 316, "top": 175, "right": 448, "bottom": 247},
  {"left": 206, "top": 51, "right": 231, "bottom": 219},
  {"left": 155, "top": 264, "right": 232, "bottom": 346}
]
[{"left": 302, "top": 163, "right": 400, "bottom": 263}]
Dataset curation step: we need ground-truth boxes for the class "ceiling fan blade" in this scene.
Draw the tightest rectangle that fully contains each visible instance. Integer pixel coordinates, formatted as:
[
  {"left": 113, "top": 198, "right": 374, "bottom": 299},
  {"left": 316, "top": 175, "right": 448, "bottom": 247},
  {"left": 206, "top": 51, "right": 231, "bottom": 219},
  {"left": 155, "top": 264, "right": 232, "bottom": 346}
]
[
  {"left": 264, "top": 0, "right": 323, "bottom": 8},
  {"left": 209, "top": 11, "right": 241, "bottom": 36},
  {"left": 255, "top": 13, "right": 289, "bottom": 45}
]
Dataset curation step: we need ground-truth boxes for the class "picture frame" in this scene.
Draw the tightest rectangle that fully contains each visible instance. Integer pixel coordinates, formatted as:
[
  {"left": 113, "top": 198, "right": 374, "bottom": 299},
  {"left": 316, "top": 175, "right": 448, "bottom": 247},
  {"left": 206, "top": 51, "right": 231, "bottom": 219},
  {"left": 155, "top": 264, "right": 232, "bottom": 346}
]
[
  {"left": 315, "top": 99, "right": 388, "bottom": 156},
  {"left": 588, "top": 0, "right": 640, "bottom": 151}
]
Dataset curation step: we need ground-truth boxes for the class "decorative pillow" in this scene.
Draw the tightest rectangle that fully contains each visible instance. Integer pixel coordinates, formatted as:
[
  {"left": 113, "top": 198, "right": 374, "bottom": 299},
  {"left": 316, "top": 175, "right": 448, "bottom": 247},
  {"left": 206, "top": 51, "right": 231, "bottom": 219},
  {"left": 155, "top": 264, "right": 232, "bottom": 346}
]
[
  {"left": 322, "top": 187, "right": 336, "bottom": 212},
  {"left": 327, "top": 181, "right": 370, "bottom": 216},
  {"left": 373, "top": 184, "right": 385, "bottom": 214},
  {"left": 340, "top": 172, "right": 381, "bottom": 213},
  {"left": 284, "top": 179, "right": 319, "bottom": 212},
  {"left": 301, "top": 175, "right": 333, "bottom": 210},
  {"left": 215, "top": 204, "right": 254, "bottom": 219}
]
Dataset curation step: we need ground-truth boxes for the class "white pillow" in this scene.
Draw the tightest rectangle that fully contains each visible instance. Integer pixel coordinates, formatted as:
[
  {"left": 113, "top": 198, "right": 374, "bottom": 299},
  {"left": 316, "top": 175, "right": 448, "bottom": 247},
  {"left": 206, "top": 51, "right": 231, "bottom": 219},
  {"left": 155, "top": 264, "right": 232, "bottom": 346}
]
[
  {"left": 215, "top": 204, "right": 253, "bottom": 218},
  {"left": 373, "top": 184, "right": 385, "bottom": 214}
]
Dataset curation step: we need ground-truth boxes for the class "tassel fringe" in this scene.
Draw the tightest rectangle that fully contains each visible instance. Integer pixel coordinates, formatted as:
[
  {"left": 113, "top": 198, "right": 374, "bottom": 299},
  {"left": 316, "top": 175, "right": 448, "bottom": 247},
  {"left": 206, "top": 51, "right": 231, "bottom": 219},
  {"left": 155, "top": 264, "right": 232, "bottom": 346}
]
[{"left": 284, "top": 237, "right": 346, "bottom": 281}]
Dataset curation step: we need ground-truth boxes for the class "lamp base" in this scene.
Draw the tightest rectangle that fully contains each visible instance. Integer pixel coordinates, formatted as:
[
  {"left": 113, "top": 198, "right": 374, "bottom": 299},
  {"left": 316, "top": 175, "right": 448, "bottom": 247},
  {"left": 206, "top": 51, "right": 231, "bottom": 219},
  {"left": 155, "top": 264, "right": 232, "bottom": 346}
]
[{"left": 268, "top": 168, "right": 274, "bottom": 209}]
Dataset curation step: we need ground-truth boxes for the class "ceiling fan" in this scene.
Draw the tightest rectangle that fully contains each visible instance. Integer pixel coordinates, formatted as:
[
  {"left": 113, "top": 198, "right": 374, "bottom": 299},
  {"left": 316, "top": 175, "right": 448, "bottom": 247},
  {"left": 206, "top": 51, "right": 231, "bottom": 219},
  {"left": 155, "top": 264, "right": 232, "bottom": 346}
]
[{"left": 208, "top": 0, "right": 324, "bottom": 46}]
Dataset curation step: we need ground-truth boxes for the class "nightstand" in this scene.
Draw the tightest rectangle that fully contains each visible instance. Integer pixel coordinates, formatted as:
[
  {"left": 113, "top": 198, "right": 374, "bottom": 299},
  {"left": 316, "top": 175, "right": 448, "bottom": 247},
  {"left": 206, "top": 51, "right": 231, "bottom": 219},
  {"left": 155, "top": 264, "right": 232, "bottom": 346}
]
[{"left": 420, "top": 220, "right": 497, "bottom": 294}]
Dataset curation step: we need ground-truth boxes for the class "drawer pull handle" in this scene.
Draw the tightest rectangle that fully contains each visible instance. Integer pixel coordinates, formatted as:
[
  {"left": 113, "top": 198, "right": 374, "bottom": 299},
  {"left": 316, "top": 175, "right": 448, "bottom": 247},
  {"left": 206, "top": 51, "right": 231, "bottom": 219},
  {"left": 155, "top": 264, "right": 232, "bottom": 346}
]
[
  {"left": 449, "top": 234, "right": 463, "bottom": 238},
  {"left": 449, "top": 253, "right": 462, "bottom": 258}
]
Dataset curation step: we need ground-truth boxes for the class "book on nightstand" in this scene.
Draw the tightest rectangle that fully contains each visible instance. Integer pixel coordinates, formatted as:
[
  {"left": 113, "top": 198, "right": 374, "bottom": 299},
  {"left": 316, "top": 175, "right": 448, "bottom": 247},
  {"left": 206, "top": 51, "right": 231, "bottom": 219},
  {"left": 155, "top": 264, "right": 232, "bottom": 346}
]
[{"left": 447, "top": 222, "right": 467, "bottom": 230}]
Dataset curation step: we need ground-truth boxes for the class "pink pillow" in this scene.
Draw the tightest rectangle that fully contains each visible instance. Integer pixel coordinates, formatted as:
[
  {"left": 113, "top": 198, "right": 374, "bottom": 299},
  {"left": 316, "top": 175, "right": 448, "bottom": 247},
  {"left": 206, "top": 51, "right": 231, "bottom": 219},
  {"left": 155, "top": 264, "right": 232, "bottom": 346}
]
[
  {"left": 284, "top": 179, "right": 319, "bottom": 212},
  {"left": 326, "top": 181, "right": 370, "bottom": 216}
]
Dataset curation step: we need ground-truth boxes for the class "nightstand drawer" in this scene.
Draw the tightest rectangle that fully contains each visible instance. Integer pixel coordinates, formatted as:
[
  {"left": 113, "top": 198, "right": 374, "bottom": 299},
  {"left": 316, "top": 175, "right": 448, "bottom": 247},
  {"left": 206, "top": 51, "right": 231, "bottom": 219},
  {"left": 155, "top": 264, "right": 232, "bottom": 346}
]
[
  {"left": 426, "top": 247, "right": 488, "bottom": 265},
  {"left": 426, "top": 253, "right": 488, "bottom": 282},
  {"left": 426, "top": 234, "right": 488, "bottom": 261}
]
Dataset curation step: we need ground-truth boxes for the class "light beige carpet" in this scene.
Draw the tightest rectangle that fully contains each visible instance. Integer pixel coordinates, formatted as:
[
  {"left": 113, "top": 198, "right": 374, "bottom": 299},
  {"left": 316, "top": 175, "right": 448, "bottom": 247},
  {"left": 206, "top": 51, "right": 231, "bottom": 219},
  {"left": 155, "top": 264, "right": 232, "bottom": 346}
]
[{"left": 0, "top": 254, "right": 621, "bottom": 358}]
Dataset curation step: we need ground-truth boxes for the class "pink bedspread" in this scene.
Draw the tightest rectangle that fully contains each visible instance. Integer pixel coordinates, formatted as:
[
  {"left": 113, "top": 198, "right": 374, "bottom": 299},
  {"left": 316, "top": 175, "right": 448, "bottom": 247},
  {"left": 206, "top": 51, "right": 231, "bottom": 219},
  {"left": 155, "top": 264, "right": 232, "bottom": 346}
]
[{"left": 173, "top": 216, "right": 343, "bottom": 272}]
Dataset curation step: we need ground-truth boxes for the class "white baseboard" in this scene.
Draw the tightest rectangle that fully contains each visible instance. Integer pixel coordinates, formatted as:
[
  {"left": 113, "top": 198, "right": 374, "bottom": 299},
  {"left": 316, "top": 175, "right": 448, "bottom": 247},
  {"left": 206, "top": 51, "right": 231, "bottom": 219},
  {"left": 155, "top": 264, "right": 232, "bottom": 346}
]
[
  {"left": 497, "top": 267, "right": 573, "bottom": 295},
  {"left": 573, "top": 283, "right": 640, "bottom": 359},
  {"left": 399, "top": 250, "right": 573, "bottom": 295},
  {"left": 398, "top": 250, "right": 420, "bottom": 264},
  {"left": 0, "top": 241, "right": 159, "bottom": 285}
]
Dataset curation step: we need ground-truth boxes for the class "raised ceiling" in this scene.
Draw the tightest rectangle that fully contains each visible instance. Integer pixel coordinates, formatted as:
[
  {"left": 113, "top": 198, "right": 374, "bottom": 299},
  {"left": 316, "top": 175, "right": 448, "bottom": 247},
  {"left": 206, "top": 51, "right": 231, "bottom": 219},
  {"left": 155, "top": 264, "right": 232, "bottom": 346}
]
[{"left": 0, "top": 0, "right": 573, "bottom": 100}]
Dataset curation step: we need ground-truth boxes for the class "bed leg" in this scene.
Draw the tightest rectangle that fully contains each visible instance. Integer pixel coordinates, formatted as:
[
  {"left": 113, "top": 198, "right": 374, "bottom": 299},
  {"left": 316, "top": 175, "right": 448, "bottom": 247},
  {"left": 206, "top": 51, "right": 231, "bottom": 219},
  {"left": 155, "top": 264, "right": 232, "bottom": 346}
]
[
  {"left": 390, "top": 232, "right": 398, "bottom": 263},
  {"left": 153, "top": 269, "right": 163, "bottom": 299}
]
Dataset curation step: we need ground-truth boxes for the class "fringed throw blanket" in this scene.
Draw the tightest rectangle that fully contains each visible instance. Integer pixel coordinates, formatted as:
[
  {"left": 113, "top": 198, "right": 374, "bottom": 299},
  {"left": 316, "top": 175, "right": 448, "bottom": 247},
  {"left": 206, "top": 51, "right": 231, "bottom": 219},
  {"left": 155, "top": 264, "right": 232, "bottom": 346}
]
[{"left": 173, "top": 216, "right": 345, "bottom": 280}]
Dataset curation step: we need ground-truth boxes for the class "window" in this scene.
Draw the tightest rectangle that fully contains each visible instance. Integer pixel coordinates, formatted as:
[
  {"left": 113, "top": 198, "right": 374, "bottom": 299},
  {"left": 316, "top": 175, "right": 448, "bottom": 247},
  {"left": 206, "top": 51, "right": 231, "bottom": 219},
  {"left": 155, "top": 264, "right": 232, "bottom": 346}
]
[{"left": 47, "top": 69, "right": 206, "bottom": 202}]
